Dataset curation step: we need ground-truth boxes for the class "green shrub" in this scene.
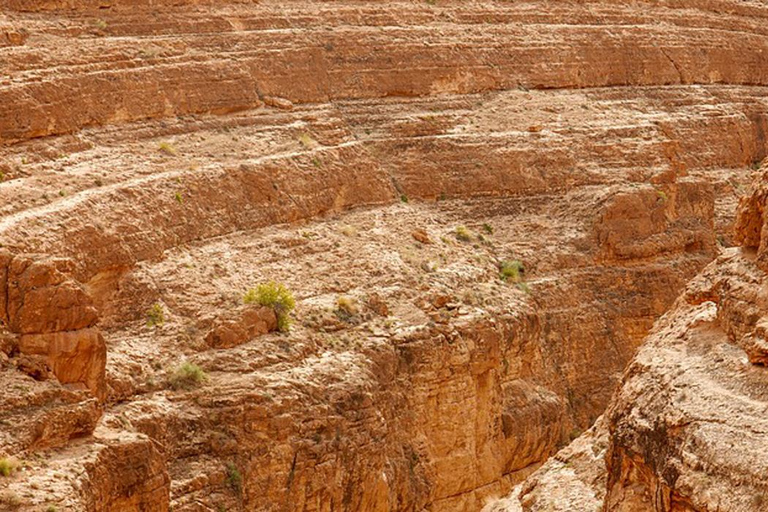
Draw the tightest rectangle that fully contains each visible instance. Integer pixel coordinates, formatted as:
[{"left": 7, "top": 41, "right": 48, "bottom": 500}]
[
  {"left": 169, "top": 362, "right": 208, "bottom": 390},
  {"left": 482, "top": 223, "right": 494, "bottom": 235},
  {"left": 400, "top": 194, "right": 409, "bottom": 203},
  {"left": 244, "top": 282, "right": 296, "bottom": 332},
  {"left": 499, "top": 260, "right": 524, "bottom": 283},
  {"left": 0, "top": 458, "right": 17, "bottom": 477},
  {"left": 455, "top": 226, "right": 472, "bottom": 242},
  {"left": 146, "top": 303, "right": 165, "bottom": 327},
  {"left": 226, "top": 462, "right": 242, "bottom": 494}
]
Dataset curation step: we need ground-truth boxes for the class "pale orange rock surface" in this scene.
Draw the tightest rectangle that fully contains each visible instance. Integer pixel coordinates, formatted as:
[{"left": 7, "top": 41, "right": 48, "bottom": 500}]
[{"left": 0, "top": 1, "right": 766, "bottom": 511}]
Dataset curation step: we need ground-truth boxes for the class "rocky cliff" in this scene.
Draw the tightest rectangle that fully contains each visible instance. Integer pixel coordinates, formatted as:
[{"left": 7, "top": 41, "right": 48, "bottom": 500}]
[
  {"left": 1, "top": 1, "right": 767, "bottom": 511},
  {"left": 486, "top": 168, "right": 768, "bottom": 512}
]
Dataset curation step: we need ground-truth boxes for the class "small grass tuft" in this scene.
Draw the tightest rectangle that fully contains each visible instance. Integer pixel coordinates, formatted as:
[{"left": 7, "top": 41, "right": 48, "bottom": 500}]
[
  {"left": 482, "top": 223, "right": 494, "bottom": 235},
  {"left": 499, "top": 260, "right": 525, "bottom": 283},
  {"left": 226, "top": 462, "right": 243, "bottom": 494},
  {"left": 158, "top": 142, "right": 177, "bottom": 156},
  {"left": 298, "top": 133, "right": 315, "bottom": 148},
  {"left": 334, "top": 296, "right": 359, "bottom": 323},
  {"left": 0, "top": 458, "right": 17, "bottom": 477},
  {"left": 455, "top": 226, "right": 472, "bottom": 242},
  {"left": 0, "top": 490, "right": 21, "bottom": 506},
  {"left": 244, "top": 282, "right": 296, "bottom": 332},
  {"left": 146, "top": 303, "right": 165, "bottom": 327},
  {"left": 169, "top": 362, "right": 208, "bottom": 390},
  {"left": 400, "top": 194, "right": 409, "bottom": 203}
]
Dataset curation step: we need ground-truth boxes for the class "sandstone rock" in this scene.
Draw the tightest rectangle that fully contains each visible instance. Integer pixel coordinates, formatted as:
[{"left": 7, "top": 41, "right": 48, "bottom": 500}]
[
  {"left": 734, "top": 167, "right": 768, "bottom": 271},
  {"left": 6, "top": 255, "right": 99, "bottom": 334},
  {"left": 0, "top": 253, "right": 106, "bottom": 400},
  {"left": 3, "top": 29, "right": 28, "bottom": 46},
  {"left": 0, "top": 369, "right": 102, "bottom": 453},
  {"left": 595, "top": 181, "right": 714, "bottom": 261},
  {"left": 205, "top": 305, "right": 278, "bottom": 349},
  {"left": 412, "top": 229, "right": 432, "bottom": 245},
  {"left": 600, "top": 178, "right": 768, "bottom": 510},
  {"left": 18, "top": 328, "right": 106, "bottom": 399},
  {"left": 15, "top": 353, "right": 51, "bottom": 381},
  {"left": 263, "top": 96, "right": 294, "bottom": 111},
  {"left": 484, "top": 417, "right": 609, "bottom": 512},
  {"left": 80, "top": 434, "right": 170, "bottom": 512},
  {"left": 366, "top": 293, "right": 389, "bottom": 317}
]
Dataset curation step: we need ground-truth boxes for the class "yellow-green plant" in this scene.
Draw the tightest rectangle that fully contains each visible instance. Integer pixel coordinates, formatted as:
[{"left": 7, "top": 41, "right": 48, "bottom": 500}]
[
  {"left": 244, "top": 282, "right": 296, "bottom": 332},
  {"left": 169, "top": 362, "right": 208, "bottom": 390}
]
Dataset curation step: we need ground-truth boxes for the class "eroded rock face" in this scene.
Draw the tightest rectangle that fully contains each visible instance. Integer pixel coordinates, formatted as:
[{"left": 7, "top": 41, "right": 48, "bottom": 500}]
[
  {"left": 0, "top": 251, "right": 106, "bottom": 398},
  {"left": 603, "top": 168, "right": 768, "bottom": 511},
  {"left": 205, "top": 305, "right": 278, "bottom": 349},
  {"left": 0, "top": 1, "right": 767, "bottom": 511}
]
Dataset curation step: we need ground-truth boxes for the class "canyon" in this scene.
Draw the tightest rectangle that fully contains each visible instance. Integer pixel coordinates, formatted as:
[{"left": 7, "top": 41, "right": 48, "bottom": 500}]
[{"left": 0, "top": 1, "right": 767, "bottom": 511}]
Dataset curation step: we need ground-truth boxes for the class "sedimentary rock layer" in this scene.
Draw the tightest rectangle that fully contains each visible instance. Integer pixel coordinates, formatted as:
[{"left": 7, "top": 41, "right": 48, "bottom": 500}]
[{"left": 0, "top": 1, "right": 767, "bottom": 511}]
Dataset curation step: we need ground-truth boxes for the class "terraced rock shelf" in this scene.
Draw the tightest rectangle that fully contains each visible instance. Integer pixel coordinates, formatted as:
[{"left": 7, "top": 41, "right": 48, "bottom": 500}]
[{"left": 0, "top": 1, "right": 767, "bottom": 511}]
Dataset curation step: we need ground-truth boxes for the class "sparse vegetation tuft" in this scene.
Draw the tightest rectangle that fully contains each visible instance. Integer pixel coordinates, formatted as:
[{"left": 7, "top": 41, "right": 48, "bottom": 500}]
[
  {"left": 334, "top": 296, "right": 359, "bottom": 323},
  {"left": 482, "top": 223, "right": 494, "bottom": 235},
  {"left": 226, "top": 462, "right": 243, "bottom": 494},
  {"left": 146, "top": 303, "right": 165, "bottom": 328},
  {"left": 455, "top": 226, "right": 472, "bottom": 242},
  {"left": 158, "top": 142, "right": 177, "bottom": 155},
  {"left": 400, "top": 194, "right": 409, "bottom": 203},
  {"left": 0, "top": 458, "right": 17, "bottom": 477},
  {"left": 499, "top": 260, "right": 524, "bottom": 283},
  {"left": 169, "top": 362, "right": 208, "bottom": 390},
  {"left": 0, "top": 490, "right": 21, "bottom": 506},
  {"left": 298, "top": 133, "right": 315, "bottom": 148},
  {"left": 244, "top": 282, "right": 296, "bottom": 332}
]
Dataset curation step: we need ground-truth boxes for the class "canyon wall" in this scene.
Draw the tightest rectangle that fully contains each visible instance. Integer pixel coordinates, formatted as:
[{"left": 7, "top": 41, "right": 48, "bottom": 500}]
[{"left": 1, "top": 1, "right": 767, "bottom": 511}]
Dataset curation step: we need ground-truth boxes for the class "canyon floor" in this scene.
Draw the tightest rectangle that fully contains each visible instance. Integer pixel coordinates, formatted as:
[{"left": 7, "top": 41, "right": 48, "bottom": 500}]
[{"left": 1, "top": 1, "right": 768, "bottom": 511}]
